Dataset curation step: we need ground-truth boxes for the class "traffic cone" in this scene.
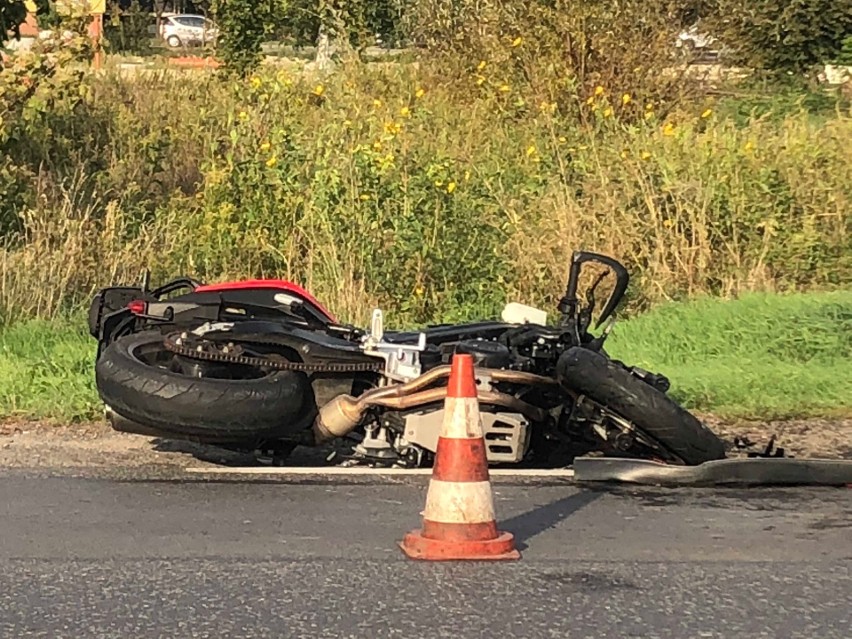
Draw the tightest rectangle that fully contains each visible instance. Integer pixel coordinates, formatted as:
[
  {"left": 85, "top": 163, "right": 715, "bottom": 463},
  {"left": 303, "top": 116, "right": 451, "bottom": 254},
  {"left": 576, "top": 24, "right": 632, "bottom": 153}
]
[{"left": 399, "top": 353, "right": 520, "bottom": 561}]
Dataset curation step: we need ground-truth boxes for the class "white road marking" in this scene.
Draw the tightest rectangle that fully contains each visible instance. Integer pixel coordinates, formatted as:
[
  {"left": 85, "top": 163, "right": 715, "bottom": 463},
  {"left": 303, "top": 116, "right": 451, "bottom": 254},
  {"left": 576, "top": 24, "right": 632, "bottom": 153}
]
[{"left": 183, "top": 466, "right": 575, "bottom": 478}]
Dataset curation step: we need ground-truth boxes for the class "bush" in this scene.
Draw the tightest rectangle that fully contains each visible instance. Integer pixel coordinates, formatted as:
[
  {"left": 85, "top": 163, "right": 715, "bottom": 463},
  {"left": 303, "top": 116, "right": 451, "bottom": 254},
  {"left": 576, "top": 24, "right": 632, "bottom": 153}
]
[
  {"left": 405, "top": 0, "right": 703, "bottom": 119},
  {"left": 704, "top": 0, "right": 852, "bottom": 74},
  {"left": 211, "top": 0, "right": 289, "bottom": 75},
  {"left": 0, "top": 57, "right": 849, "bottom": 327},
  {"left": 0, "top": 0, "right": 27, "bottom": 47},
  {"left": 835, "top": 36, "right": 852, "bottom": 66},
  {"left": 104, "top": 0, "right": 153, "bottom": 56}
]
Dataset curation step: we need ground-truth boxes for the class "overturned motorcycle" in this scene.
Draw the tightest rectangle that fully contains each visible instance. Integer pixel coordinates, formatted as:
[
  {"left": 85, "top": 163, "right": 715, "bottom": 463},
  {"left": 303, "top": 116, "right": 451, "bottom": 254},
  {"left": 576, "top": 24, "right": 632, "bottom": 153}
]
[{"left": 88, "top": 251, "right": 726, "bottom": 468}]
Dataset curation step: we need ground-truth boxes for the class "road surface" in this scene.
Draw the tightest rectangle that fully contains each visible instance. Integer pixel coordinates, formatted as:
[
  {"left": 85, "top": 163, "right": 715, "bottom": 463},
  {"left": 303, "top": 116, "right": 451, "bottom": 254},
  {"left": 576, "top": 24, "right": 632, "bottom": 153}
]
[{"left": 1, "top": 469, "right": 850, "bottom": 638}]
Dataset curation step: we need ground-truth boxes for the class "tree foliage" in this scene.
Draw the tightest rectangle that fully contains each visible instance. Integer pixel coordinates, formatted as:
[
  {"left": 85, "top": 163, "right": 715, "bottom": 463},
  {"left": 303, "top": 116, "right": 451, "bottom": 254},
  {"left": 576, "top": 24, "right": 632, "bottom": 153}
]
[
  {"left": 210, "top": 0, "right": 289, "bottom": 75},
  {"left": 1, "top": 0, "right": 29, "bottom": 47},
  {"left": 703, "top": 0, "right": 852, "bottom": 74},
  {"left": 208, "top": 0, "right": 408, "bottom": 75},
  {"left": 266, "top": 0, "right": 406, "bottom": 48}
]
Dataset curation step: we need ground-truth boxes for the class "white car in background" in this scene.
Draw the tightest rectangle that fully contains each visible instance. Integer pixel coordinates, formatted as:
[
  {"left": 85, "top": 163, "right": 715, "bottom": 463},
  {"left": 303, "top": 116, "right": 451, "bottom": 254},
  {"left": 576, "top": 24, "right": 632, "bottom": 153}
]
[
  {"left": 158, "top": 13, "right": 219, "bottom": 48},
  {"left": 676, "top": 23, "right": 717, "bottom": 54}
]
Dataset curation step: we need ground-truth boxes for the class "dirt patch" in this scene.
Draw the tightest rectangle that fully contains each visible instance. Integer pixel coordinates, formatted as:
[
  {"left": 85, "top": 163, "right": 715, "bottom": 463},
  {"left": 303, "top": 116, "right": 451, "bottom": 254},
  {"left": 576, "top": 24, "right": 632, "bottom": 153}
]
[
  {"left": 0, "top": 420, "right": 199, "bottom": 471},
  {"left": 701, "top": 415, "right": 852, "bottom": 460},
  {"left": 1, "top": 416, "right": 849, "bottom": 472}
]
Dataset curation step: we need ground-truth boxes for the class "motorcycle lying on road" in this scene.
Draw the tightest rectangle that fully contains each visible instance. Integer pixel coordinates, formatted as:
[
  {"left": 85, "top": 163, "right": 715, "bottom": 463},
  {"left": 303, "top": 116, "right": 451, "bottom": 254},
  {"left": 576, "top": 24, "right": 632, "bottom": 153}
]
[{"left": 88, "top": 250, "right": 726, "bottom": 468}]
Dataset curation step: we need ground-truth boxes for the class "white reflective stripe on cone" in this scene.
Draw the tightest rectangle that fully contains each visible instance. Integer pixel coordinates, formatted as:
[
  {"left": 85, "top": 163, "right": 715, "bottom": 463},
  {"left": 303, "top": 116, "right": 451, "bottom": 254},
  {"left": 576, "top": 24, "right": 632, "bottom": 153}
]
[
  {"left": 422, "top": 479, "right": 496, "bottom": 524},
  {"left": 440, "top": 396, "right": 485, "bottom": 440}
]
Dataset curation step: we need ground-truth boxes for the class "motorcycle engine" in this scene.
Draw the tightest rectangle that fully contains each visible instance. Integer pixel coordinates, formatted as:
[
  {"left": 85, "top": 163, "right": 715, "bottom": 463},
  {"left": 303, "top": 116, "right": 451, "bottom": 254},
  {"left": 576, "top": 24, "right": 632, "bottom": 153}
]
[{"left": 347, "top": 339, "right": 529, "bottom": 467}]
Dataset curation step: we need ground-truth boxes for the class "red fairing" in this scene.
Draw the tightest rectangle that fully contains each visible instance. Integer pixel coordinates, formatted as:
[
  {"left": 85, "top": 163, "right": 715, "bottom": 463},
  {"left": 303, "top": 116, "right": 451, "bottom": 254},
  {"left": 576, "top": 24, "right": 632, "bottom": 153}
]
[{"left": 194, "top": 279, "right": 337, "bottom": 322}]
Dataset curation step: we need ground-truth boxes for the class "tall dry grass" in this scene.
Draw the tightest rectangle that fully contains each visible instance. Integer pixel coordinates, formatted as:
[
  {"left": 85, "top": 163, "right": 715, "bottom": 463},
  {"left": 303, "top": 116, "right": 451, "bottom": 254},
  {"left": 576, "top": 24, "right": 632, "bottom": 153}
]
[{"left": 1, "top": 58, "right": 849, "bottom": 327}]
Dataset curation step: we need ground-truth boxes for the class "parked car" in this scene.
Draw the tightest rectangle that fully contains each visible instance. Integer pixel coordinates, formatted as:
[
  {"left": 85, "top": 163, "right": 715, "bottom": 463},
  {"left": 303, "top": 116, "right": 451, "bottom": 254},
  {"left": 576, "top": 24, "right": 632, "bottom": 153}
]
[
  {"left": 158, "top": 13, "right": 218, "bottom": 48},
  {"left": 676, "top": 23, "right": 717, "bottom": 54}
]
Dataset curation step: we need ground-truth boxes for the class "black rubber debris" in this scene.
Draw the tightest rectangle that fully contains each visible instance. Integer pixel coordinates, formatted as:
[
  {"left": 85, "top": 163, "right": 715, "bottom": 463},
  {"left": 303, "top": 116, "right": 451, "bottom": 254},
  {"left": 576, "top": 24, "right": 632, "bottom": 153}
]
[{"left": 573, "top": 457, "right": 852, "bottom": 487}]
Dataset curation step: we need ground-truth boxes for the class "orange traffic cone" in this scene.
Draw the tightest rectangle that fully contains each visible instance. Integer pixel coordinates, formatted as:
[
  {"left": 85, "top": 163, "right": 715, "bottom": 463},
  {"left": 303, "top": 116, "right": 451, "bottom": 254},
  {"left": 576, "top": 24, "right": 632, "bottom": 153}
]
[{"left": 399, "top": 353, "right": 520, "bottom": 561}]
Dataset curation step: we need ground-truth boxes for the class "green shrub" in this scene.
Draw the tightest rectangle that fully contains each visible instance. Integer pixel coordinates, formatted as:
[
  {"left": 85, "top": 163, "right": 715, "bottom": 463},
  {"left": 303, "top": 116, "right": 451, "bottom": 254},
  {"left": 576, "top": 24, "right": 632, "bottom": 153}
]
[
  {"left": 704, "top": 0, "right": 852, "bottom": 74},
  {"left": 1, "top": 61, "right": 849, "bottom": 327},
  {"left": 104, "top": 0, "right": 153, "bottom": 55},
  {"left": 835, "top": 35, "right": 852, "bottom": 65}
]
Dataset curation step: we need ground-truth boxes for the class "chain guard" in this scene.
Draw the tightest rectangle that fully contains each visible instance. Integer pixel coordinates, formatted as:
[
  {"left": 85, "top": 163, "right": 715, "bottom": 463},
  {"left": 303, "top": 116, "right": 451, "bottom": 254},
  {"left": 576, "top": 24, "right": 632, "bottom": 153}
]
[{"left": 162, "top": 332, "right": 384, "bottom": 374}]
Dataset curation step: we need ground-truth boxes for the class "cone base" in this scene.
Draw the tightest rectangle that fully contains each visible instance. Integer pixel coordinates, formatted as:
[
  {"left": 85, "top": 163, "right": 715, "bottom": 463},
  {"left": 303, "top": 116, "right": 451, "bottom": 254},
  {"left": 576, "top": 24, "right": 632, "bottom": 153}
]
[{"left": 399, "top": 529, "right": 521, "bottom": 561}]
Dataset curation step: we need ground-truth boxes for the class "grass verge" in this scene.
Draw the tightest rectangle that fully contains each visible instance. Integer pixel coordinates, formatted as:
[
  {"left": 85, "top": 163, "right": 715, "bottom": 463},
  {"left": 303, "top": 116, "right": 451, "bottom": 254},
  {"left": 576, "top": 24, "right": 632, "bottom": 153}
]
[
  {"left": 0, "top": 320, "right": 97, "bottom": 423},
  {"left": 606, "top": 290, "right": 852, "bottom": 420},
  {"left": 0, "top": 292, "right": 849, "bottom": 423}
]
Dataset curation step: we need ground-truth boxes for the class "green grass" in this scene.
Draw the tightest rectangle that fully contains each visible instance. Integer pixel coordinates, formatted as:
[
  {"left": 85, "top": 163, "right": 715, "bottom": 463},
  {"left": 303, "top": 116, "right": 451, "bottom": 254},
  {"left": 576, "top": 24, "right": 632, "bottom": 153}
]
[
  {"left": 0, "top": 291, "right": 850, "bottom": 423},
  {"left": 0, "top": 320, "right": 97, "bottom": 422},
  {"left": 606, "top": 290, "right": 852, "bottom": 419}
]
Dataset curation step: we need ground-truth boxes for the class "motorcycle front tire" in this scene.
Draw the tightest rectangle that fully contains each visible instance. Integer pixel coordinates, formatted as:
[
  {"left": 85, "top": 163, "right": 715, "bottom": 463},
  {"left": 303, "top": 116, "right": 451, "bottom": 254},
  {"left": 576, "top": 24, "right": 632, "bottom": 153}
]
[{"left": 557, "top": 347, "right": 727, "bottom": 465}]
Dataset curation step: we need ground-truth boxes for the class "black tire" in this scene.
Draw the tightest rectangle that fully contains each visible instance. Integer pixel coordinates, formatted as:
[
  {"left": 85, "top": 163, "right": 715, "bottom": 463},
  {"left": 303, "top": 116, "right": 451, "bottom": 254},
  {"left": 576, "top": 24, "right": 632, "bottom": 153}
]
[
  {"left": 95, "top": 332, "right": 315, "bottom": 444},
  {"left": 557, "top": 347, "right": 726, "bottom": 465}
]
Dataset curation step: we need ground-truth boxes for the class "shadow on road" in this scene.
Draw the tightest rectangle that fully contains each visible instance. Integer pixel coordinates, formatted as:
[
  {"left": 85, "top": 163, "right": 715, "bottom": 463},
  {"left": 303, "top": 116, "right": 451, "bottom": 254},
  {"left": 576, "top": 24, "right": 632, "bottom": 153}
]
[{"left": 500, "top": 490, "right": 602, "bottom": 550}]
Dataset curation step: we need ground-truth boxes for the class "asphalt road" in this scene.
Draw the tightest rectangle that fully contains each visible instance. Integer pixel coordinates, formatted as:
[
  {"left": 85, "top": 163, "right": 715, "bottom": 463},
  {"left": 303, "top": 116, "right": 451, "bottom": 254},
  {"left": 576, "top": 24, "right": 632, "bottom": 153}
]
[{"left": 1, "top": 470, "right": 850, "bottom": 638}]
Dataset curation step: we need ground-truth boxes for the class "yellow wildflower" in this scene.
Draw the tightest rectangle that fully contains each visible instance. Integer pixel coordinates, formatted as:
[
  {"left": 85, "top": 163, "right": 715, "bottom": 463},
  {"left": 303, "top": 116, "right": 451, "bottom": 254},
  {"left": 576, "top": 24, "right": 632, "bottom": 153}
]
[
  {"left": 400, "top": 106, "right": 411, "bottom": 118},
  {"left": 499, "top": 84, "right": 511, "bottom": 93},
  {"left": 477, "top": 60, "right": 487, "bottom": 71},
  {"left": 384, "top": 121, "right": 402, "bottom": 136},
  {"left": 415, "top": 87, "right": 425, "bottom": 99},
  {"left": 260, "top": 141, "right": 271, "bottom": 152},
  {"left": 475, "top": 75, "right": 486, "bottom": 86},
  {"left": 313, "top": 84, "right": 325, "bottom": 96},
  {"left": 373, "top": 99, "right": 383, "bottom": 108},
  {"left": 603, "top": 107, "right": 613, "bottom": 118},
  {"left": 662, "top": 122, "right": 676, "bottom": 136},
  {"left": 644, "top": 111, "right": 655, "bottom": 120},
  {"left": 526, "top": 144, "right": 537, "bottom": 157},
  {"left": 343, "top": 119, "right": 352, "bottom": 128},
  {"left": 558, "top": 136, "right": 567, "bottom": 144},
  {"left": 360, "top": 194, "right": 371, "bottom": 201},
  {"left": 641, "top": 151, "right": 652, "bottom": 160},
  {"left": 594, "top": 85, "right": 605, "bottom": 96},
  {"left": 250, "top": 76, "right": 262, "bottom": 89},
  {"left": 663, "top": 219, "right": 674, "bottom": 228},
  {"left": 511, "top": 36, "right": 523, "bottom": 47},
  {"left": 701, "top": 108, "right": 713, "bottom": 119},
  {"left": 620, "top": 150, "right": 629, "bottom": 160},
  {"left": 446, "top": 181, "right": 457, "bottom": 194},
  {"left": 373, "top": 141, "right": 383, "bottom": 151},
  {"left": 622, "top": 93, "right": 632, "bottom": 105},
  {"left": 646, "top": 102, "right": 654, "bottom": 111},
  {"left": 744, "top": 140, "right": 755, "bottom": 152},
  {"left": 415, "top": 285, "right": 425, "bottom": 297},
  {"left": 266, "top": 155, "right": 277, "bottom": 168},
  {"left": 238, "top": 111, "right": 248, "bottom": 121},
  {"left": 586, "top": 96, "right": 595, "bottom": 106}
]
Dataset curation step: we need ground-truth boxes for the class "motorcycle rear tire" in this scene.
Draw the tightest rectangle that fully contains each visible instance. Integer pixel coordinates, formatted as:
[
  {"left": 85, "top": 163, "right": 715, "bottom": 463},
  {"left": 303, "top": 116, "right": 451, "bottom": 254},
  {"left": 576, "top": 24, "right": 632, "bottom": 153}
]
[
  {"left": 95, "top": 331, "right": 314, "bottom": 444},
  {"left": 557, "top": 347, "right": 726, "bottom": 465}
]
